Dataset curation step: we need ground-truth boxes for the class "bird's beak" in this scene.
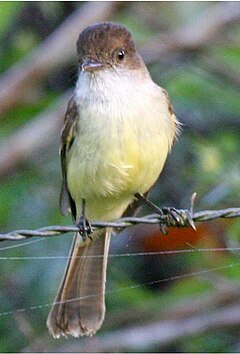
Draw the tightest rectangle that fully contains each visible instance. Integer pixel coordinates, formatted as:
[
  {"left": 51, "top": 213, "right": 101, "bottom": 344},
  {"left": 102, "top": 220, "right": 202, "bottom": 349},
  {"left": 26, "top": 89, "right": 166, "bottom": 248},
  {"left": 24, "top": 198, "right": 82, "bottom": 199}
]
[{"left": 81, "top": 59, "right": 104, "bottom": 72}]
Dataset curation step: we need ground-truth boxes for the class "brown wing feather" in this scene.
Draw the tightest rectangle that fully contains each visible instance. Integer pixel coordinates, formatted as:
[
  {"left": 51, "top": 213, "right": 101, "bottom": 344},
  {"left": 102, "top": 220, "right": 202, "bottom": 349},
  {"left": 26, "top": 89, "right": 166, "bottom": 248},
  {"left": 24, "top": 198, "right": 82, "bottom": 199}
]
[
  {"left": 60, "top": 96, "right": 78, "bottom": 219},
  {"left": 162, "top": 88, "right": 180, "bottom": 144}
]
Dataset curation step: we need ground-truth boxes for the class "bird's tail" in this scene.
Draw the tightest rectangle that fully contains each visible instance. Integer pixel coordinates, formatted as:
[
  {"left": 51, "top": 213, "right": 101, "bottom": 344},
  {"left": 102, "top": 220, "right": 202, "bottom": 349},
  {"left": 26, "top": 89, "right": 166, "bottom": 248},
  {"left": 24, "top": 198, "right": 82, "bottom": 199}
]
[{"left": 47, "top": 228, "right": 111, "bottom": 338}]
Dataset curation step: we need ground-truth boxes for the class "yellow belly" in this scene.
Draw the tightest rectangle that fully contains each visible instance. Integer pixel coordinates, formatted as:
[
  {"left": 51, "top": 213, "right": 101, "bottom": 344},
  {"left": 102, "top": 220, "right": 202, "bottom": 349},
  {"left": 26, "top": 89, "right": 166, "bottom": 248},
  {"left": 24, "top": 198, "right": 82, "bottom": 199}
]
[
  {"left": 67, "top": 120, "right": 169, "bottom": 221},
  {"left": 67, "top": 67, "right": 176, "bottom": 221}
]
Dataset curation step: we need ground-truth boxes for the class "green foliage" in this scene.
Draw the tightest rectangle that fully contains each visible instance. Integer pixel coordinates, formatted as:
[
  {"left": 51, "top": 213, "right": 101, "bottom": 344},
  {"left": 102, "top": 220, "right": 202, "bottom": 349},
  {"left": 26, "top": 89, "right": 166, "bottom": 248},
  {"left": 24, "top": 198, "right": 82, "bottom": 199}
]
[
  {"left": 212, "top": 45, "right": 240, "bottom": 68},
  {"left": 0, "top": 91, "right": 58, "bottom": 140},
  {"left": 167, "top": 67, "right": 240, "bottom": 119},
  {"left": 0, "top": 2, "right": 240, "bottom": 352},
  {"left": 180, "top": 330, "right": 236, "bottom": 353},
  {"left": 0, "top": 2, "right": 23, "bottom": 35}
]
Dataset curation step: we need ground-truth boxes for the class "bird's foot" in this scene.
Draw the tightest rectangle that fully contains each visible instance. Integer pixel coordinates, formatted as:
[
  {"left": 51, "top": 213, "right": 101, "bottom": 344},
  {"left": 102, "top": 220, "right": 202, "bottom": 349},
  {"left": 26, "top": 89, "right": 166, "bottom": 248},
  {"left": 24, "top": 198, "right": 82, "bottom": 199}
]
[
  {"left": 158, "top": 207, "right": 196, "bottom": 234},
  {"left": 77, "top": 216, "right": 93, "bottom": 241},
  {"left": 135, "top": 193, "right": 196, "bottom": 234},
  {"left": 77, "top": 199, "right": 93, "bottom": 241}
]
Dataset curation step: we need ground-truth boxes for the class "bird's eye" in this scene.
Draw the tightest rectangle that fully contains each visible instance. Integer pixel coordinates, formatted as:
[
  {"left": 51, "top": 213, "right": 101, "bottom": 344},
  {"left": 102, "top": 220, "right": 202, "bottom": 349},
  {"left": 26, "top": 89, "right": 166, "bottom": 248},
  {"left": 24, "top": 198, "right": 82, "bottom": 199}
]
[{"left": 117, "top": 50, "right": 125, "bottom": 60}]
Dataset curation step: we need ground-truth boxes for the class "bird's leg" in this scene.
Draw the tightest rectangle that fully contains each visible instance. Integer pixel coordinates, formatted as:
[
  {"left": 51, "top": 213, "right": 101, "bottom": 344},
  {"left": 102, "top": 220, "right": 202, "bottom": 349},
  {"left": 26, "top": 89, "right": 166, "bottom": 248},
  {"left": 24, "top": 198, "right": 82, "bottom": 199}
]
[
  {"left": 76, "top": 199, "right": 93, "bottom": 241},
  {"left": 134, "top": 193, "right": 195, "bottom": 233}
]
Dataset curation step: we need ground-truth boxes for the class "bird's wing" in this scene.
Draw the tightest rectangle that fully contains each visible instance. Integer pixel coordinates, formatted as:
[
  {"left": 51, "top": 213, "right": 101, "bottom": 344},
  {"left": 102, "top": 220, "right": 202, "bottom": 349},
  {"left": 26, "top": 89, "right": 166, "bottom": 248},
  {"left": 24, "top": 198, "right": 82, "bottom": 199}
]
[
  {"left": 59, "top": 95, "right": 78, "bottom": 220},
  {"left": 162, "top": 88, "right": 180, "bottom": 143}
]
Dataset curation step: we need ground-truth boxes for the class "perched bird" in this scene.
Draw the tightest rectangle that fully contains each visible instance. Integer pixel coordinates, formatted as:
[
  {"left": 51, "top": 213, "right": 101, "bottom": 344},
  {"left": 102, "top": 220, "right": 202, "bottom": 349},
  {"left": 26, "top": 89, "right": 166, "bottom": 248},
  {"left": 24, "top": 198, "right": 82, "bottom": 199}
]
[{"left": 47, "top": 21, "right": 179, "bottom": 338}]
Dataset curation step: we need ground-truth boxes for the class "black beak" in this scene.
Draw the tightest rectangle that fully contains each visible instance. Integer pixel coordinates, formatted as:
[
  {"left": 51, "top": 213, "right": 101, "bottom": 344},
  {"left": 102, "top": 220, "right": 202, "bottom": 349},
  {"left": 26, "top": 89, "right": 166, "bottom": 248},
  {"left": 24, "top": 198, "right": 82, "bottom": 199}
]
[{"left": 81, "top": 59, "right": 104, "bottom": 72}]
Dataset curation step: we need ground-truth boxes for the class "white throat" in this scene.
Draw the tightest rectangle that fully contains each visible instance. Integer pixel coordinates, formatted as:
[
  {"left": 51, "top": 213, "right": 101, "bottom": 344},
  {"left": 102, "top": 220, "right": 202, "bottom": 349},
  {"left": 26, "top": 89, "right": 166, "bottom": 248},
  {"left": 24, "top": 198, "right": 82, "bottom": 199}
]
[{"left": 75, "top": 68, "right": 150, "bottom": 107}]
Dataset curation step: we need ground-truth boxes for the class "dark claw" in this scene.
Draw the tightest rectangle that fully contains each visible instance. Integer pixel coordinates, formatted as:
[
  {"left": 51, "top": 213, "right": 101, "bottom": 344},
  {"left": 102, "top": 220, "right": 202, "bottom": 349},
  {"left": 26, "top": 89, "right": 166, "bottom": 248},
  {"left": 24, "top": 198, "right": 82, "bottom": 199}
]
[
  {"left": 159, "top": 223, "right": 168, "bottom": 235},
  {"left": 77, "top": 216, "right": 93, "bottom": 241},
  {"left": 162, "top": 207, "right": 184, "bottom": 225},
  {"left": 161, "top": 207, "right": 196, "bottom": 230},
  {"left": 134, "top": 192, "right": 196, "bottom": 233}
]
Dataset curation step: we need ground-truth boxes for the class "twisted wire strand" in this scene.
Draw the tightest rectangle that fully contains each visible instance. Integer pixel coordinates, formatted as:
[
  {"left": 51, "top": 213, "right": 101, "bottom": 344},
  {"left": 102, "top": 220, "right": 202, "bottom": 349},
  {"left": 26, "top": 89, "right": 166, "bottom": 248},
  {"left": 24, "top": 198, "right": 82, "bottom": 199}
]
[{"left": 1, "top": 207, "right": 240, "bottom": 241}]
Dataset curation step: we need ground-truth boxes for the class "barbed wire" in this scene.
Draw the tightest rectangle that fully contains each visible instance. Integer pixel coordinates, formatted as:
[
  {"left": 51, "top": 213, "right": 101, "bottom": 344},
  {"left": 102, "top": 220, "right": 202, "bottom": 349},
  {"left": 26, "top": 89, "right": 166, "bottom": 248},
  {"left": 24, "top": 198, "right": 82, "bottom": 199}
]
[{"left": 0, "top": 206, "right": 240, "bottom": 241}]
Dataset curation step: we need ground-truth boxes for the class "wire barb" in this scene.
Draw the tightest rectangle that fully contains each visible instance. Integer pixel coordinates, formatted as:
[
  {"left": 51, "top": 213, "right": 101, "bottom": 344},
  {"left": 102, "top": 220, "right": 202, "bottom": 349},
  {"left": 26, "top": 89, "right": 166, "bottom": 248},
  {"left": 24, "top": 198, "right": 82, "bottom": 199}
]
[{"left": 0, "top": 206, "right": 240, "bottom": 241}]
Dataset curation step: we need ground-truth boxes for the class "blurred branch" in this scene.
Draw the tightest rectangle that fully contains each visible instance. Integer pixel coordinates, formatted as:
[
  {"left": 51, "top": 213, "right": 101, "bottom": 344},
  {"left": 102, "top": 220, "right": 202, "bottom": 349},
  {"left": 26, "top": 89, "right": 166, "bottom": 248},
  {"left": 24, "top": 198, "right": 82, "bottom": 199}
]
[
  {"left": 0, "top": 1, "right": 119, "bottom": 115},
  {"left": 201, "top": 57, "right": 240, "bottom": 88},
  {"left": 0, "top": 2, "right": 239, "bottom": 116},
  {"left": 23, "top": 281, "right": 240, "bottom": 351},
  {"left": 0, "top": 2, "right": 239, "bottom": 178},
  {"left": 71, "top": 303, "right": 240, "bottom": 352},
  {"left": 106, "top": 280, "right": 240, "bottom": 329},
  {"left": 141, "top": 2, "right": 240, "bottom": 64},
  {"left": 0, "top": 207, "right": 240, "bottom": 241},
  {"left": 0, "top": 91, "right": 70, "bottom": 178}
]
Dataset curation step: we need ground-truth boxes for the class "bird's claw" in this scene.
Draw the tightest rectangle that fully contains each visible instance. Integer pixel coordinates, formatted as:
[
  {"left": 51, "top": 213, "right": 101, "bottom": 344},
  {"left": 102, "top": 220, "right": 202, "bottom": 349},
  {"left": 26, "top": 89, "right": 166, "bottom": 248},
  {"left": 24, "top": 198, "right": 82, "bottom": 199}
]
[
  {"left": 77, "top": 216, "right": 93, "bottom": 241},
  {"left": 159, "top": 207, "right": 196, "bottom": 232},
  {"left": 134, "top": 192, "right": 196, "bottom": 234}
]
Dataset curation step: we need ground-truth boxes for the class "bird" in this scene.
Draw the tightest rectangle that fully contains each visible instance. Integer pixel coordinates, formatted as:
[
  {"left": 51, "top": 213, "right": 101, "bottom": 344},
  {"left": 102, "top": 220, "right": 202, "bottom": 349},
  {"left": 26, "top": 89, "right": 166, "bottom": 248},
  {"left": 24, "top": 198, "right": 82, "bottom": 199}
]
[{"left": 47, "top": 21, "right": 179, "bottom": 338}]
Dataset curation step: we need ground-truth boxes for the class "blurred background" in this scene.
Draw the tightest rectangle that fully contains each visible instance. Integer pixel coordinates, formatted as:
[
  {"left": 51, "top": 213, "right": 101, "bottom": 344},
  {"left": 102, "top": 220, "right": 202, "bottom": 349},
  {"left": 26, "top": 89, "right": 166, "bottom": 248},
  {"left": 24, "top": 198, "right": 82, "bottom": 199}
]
[{"left": 0, "top": 1, "right": 240, "bottom": 352}]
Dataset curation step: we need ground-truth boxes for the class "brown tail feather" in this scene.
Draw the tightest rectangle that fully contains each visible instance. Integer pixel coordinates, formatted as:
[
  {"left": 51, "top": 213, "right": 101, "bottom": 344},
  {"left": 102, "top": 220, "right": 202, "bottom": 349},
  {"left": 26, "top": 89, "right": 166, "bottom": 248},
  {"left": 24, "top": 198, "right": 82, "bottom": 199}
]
[{"left": 47, "top": 228, "right": 111, "bottom": 338}]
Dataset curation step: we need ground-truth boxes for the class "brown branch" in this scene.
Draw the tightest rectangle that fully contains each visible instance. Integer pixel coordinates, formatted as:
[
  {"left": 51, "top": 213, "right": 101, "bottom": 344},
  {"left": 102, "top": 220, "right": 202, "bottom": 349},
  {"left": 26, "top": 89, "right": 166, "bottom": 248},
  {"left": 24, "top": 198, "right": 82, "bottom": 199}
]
[
  {"left": 1, "top": 2, "right": 239, "bottom": 115},
  {"left": 201, "top": 56, "right": 240, "bottom": 88},
  {"left": 0, "top": 91, "right": 70, "bottom": 178},
  {"left": 21, "top": 280, "right": 240, "bottom": 351},
  {"left": 106, "top": 280, "right": 240, "bottom": 329},
  {"left": 108, "top": 304, "right": 240, "bottom": 351},
  {"left": 52, "top": 302, "right": 240, "bottom": 352},
  {"left": 140, "top": 2, "right": 240, "bottom": 64}
]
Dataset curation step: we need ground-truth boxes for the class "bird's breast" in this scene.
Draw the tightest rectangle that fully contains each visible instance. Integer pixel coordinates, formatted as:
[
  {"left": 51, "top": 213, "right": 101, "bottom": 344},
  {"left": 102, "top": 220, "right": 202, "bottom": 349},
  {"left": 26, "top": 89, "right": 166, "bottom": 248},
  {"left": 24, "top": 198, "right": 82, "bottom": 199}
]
[{"left": 67, "top": 71, "right": 172, "bottom": 218}]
